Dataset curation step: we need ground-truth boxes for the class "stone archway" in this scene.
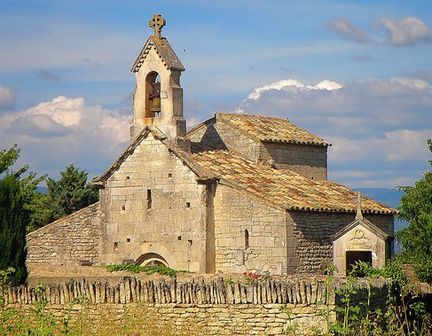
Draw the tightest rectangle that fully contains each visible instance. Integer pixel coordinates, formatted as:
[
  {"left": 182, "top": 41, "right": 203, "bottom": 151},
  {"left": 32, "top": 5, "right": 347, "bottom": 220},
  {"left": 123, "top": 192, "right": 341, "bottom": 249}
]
[{"left": 135, "top": 252, "right": 168, "bottom": 267}]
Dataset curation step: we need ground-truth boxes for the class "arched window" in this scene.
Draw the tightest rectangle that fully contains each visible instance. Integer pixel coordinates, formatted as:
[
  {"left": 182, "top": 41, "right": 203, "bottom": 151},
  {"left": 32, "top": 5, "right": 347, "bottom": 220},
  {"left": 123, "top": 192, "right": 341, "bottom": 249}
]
[
  {"left": 145, "top": 71, "right": 161, "bottom": 117},
  {"left": 135, "top": 252, "right": 168, "bottom": 267},
  {"left": 245, "top": 229, "right": 249, "bottom": 249}
]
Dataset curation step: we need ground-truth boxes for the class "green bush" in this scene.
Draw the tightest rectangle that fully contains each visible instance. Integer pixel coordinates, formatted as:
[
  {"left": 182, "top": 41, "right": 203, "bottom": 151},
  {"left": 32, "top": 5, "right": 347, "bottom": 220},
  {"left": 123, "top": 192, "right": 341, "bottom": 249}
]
[{"left": 105, "top": 263, "right": 181, "bottom": 277}]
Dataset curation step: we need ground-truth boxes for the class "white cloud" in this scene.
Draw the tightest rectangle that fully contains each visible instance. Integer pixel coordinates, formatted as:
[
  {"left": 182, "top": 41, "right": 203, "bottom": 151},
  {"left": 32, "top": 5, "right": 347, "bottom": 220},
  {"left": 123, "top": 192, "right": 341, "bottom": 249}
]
[
  {"left": 389, "top": 77, "right": 431, "bottom": 90},
  {"left": 329, "top": 16, "right": 432, "bottom": 47},
  {"left": 246, "top": 79, "right": 343, "bottom": 101},
  {"left": 238, "top": 77, "right": 432, "bottom": 187},
  {"left": 20, "top": 96, "right": 83, "bottom": 127},
  {"left": 0, "top": 86, "right": 15, "bottom": 110},
  {"left": 377, "top": 16, "right": 432, "bottom": 46},
  {"left": 328, "top": 18, "right": 370, "bottom": 43},
  {"left": 328, "top": 129, "right": 431, "bottom": 163},
  {"left": 0, "top": 96, "right": 130, "bottom": 178}
]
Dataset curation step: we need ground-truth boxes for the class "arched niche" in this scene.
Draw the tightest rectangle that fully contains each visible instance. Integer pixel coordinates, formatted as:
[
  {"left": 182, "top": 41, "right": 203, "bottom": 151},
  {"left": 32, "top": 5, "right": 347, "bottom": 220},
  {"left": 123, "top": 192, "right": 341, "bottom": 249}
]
[
  {"left": 135, "top": 252, "right": 168, "bottom": 267},
  {"left": 145, "top": 71, "right": 161, "bottom": 118}
]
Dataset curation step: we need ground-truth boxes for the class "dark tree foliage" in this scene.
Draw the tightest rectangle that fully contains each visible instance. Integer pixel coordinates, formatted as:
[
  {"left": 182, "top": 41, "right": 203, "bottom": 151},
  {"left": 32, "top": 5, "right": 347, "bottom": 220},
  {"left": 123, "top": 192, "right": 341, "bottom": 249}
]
[
  {"left": 47, "top": 164, "right": 98, "bottom": 221},
  {"left": 0, "top": 175, "right": 27, "bottom": 284},
  {"left": 396, "top": 139, "right": 432, "bottom": 283},
  {"left": 0, "top": 145, "right": 39, "bottom": 284},
  {"left": 0, "top": 145, "right": 50, "bottom": 232}
]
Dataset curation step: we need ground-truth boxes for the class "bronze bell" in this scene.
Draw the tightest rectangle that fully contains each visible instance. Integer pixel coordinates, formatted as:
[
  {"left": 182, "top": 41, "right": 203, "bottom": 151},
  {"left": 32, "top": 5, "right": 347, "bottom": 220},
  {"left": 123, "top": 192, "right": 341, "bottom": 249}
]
[
  {"left": 149, "top": 81, "right": 161, "bottom": 114},
  {"left": 150, "top": 96, "right": 161, "bottom": 113}
]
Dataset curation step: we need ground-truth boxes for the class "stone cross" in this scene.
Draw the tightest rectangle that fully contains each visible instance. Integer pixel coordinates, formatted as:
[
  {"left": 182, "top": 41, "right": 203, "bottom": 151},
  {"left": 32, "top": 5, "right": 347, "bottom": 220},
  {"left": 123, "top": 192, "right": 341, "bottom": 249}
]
[{"left": 149, "top": 14, "right": 166, "bottom": 38}]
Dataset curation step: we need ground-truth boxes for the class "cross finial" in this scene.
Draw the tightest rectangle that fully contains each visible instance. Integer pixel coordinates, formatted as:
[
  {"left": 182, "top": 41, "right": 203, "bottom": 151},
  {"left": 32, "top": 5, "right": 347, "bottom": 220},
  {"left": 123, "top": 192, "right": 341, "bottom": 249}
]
[
  {"left": 355, "top": 192, "right": 364, "bottom": 221},
  {"left": 149, "top": 14, "right": 166, "bottom": 38}
]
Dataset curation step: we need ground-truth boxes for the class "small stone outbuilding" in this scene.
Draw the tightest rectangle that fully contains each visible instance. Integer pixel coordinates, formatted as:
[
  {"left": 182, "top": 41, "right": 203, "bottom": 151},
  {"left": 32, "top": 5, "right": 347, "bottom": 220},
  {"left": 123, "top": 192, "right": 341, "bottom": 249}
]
[{"left": 27, "top": 15, "right": 395, "bottom": 276}]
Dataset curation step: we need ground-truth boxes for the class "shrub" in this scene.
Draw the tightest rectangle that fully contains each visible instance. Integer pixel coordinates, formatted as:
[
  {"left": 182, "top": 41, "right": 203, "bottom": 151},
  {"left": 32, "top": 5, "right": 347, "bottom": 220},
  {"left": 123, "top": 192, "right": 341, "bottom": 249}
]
[{"left": 105, "top": 263, "right": 181, "bottom": 277}]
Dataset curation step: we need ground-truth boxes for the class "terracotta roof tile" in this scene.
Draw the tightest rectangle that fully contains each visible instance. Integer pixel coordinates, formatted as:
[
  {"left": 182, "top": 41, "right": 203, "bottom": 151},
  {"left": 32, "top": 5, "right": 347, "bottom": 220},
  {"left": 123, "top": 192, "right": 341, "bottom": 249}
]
[
  {"left": 217, "top": 113, "right": 329, "bottom": 146},
  {"left": 191, "top": 150, "right": 394, "bottom": 214}
]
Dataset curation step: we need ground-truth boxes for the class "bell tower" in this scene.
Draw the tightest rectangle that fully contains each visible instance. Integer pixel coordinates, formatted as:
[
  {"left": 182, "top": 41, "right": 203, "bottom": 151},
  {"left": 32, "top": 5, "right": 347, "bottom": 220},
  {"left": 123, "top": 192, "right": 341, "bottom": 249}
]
[{"left": 130, "top": 14, "right": 186, "bottom": 140}]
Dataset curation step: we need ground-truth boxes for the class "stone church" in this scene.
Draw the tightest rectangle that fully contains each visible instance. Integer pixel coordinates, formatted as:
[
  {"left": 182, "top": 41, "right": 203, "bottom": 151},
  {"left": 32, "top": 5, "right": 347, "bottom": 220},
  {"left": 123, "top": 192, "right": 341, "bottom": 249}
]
[{"left": 27, "top": 15, "right": 395, "bottom": 276}]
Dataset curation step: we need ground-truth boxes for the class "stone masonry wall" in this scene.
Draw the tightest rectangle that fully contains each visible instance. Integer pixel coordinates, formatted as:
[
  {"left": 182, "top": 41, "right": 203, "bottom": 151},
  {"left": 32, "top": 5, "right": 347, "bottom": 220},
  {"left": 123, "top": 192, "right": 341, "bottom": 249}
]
[
  {"left": 100, "top": 133, "right": 209, "bottom": 272},
  {"left": 5, "top": 276, "right": 342, "bottom": 335},
  {"left": 188, "top": 121, "right": 260, "bottom": 161},
  {"left": 287, "top": 211, "right": 394, "bottom": 273},
  {"left": 188, "top": 121, "right": 328, "bottom": 181},
  {"left": 260, "top": 142, "right": 327, "bottom": 181},
  {"left": 10, "top": 303, "right": 330, "bottom": 336},
  {"left": 27, "top": 203, "right": 103, "bottom": 266},
  {"left": 214, "top": 185, "right": 287, "bottom": 274}
]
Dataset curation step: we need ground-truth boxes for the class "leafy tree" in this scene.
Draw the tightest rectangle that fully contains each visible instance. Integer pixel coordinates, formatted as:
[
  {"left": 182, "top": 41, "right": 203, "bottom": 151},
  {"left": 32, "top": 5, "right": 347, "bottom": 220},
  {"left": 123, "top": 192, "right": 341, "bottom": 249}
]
[
  {"left": 0, "top": 145, "right": 50, "bottom": 232},
  {"left": 46, "top": 164, "right": 98, "bottom": 221},
  {"left": 0, "top": 175, "right": 27, "bottom": 284},
  {"left": 0, "top": 145, "right": 46, "bottom": 283},
  {"left": 396, "top": 139, "right": 432, "bottom": 283}
]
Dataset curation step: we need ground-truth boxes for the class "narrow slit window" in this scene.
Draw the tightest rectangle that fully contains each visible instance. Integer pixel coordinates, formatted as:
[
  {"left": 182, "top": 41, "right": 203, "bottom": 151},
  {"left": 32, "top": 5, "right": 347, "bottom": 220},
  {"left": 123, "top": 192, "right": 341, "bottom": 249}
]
[
  {"left": 245, "top": 229, "right": 249, "bottom": 249},
  {"left": 147, "top": 189, "right": 152, "bottom": 209}
]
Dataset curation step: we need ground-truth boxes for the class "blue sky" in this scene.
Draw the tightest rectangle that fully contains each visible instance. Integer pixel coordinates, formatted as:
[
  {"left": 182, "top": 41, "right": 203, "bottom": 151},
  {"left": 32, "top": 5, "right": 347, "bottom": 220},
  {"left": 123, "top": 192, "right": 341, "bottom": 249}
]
[{"left": 0, "top": 0, "right": 431, "bottom": 188}]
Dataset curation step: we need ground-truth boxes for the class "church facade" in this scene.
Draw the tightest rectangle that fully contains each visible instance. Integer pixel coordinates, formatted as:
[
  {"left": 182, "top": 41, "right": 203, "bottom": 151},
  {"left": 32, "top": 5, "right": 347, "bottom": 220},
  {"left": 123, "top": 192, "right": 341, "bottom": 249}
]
[{"left": 27, "top": 15, "right": 395, "bottom": 276}]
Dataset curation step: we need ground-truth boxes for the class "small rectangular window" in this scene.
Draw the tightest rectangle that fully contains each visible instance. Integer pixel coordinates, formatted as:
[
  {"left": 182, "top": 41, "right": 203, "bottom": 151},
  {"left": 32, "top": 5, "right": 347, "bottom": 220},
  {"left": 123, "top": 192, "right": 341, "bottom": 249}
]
[
  {"left": 147, "top": 189, "right": 152, "bottom": 209},
  {"left": 186, "top": 202, "right": 191, "bottom": 208}
]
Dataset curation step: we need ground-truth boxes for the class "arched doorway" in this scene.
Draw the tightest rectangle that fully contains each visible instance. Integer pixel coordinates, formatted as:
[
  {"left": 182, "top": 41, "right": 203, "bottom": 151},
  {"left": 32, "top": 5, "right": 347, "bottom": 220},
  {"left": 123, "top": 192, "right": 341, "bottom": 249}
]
[{"left": 135, "top": 252, "right": 168, "bottom": 266}]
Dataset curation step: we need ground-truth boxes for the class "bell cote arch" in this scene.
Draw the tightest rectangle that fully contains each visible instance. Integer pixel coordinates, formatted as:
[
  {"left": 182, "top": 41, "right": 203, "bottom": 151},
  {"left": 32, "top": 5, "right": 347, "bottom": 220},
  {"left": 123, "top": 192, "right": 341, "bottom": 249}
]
[{"left": 145, "top": 71, "right": 161, "bottom": 118}]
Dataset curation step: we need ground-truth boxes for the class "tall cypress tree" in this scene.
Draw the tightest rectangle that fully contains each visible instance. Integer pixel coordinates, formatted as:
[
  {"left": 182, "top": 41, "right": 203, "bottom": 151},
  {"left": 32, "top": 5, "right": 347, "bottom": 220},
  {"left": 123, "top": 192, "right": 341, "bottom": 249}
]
[{"left": 0, "top": 174, "right": 27, "bottom": 284}]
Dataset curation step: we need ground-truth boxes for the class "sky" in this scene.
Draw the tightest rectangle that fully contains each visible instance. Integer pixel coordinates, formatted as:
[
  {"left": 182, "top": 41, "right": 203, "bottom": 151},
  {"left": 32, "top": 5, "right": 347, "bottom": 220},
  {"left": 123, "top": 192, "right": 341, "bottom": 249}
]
[{"left": 0, "top": 0, "right": 431, "bottom": 188}]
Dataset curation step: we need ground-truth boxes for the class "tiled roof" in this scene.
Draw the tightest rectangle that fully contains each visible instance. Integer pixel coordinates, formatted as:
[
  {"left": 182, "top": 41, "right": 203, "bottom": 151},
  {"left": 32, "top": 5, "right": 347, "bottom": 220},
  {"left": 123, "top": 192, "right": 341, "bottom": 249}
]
[
  {"left": 93, "top": 127, "right": 393, "bottom": 215},
  {"left": 191, "top": 150, "right": 395, "bottom": 215},
  {"left": 131, "top": 36, "right": 185, "bottom": 72},
  {"left": 216, "top": 113, "right": 329, "bottom": 146}
]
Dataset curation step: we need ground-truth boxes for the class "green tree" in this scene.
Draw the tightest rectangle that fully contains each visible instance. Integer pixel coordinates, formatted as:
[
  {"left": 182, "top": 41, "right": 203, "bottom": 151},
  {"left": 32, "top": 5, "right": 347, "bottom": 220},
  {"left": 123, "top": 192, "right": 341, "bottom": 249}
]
[
  {"left": 47, "top": 164, "right": 98, "bottom": 221},
  {"left": 0, "top": 145, "right": 50, "bottom": 232},
  {"left": 0, "top": 175, "right": 27, "bottom": 284},
  {"left": 0, "top": 145, "right": 46, "bottom": 283},
  {"left": 396, "top": 139, "right": 432, "bottom": 283}
]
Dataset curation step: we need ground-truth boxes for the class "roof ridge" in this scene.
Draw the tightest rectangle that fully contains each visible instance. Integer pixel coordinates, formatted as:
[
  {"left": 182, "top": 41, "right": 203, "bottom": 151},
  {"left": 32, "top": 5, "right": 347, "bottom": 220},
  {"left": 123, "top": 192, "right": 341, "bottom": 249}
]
[
  {"left": 215, "top": 112, "right": 329, "bottom": 147},
  {"left": 217, "top": 111, "right": 290, "bottom": 120},
  {"left": 190, "top": 150, "right": 396, "bottom": 214},
  {"left": 27, "top": 202, "right": 100, "bottom": 237}
]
